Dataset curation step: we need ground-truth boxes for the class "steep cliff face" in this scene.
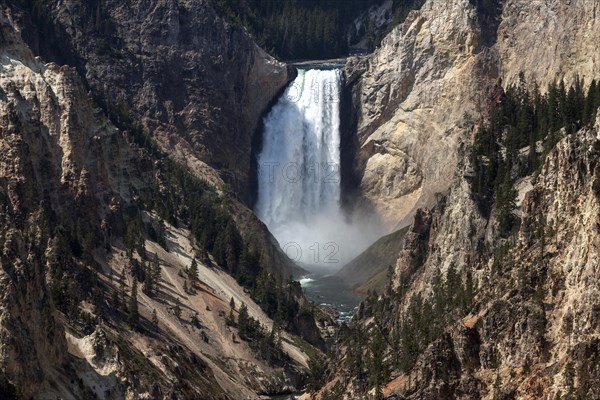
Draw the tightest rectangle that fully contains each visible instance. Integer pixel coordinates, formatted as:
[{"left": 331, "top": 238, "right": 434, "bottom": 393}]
[
  {"left": 402, "top": 115, "right": 600, "bottom": 399},
  {"left": 322, "top": 0, "right": 600, "bottom": 397},
  {"left": 0, "top": 228, "right": 67, "bottom": 399},
  {"left": 18, "top": 0, "right": 293, "bottom": 198},
  {"left": 319, "top": 116, "right": 600, "bottom": 400},
  {"left": 343, "top": 0, "right": 600, "bottom": 230},
  {"left": 0, "top": 7, "right": 315, "bottom": 398},
  {"left": 498, "top": 0, "right": 600, "bottom": 89},
  {"left": 343, "top": 0, "right": 496, "bottom": 229},
  {"left": 0, "top": 11, "right": 149, "bottom": 396},
  {"left": 8, "top": 0, "right": 300, "bottom": 279}
]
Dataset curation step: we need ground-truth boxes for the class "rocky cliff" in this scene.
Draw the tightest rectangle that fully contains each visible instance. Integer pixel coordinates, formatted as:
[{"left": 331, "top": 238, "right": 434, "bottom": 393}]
[
  {"left": 342, "top": 0, "right": 600, "bottom": 230},
  {"left": 317, "top": 116, "right": 600, "bottom": 400},
  {"left": 319, "top": 0, "right": 600, "bottom": 398},
  {"left": 0, "top": 11, "right": 151, "bottom": 396},
  {"left": 498, "top": 0, "right": 600, "bottom": 90},
  {"left": 342, "top": 0, "right": 496, "bottom": 229},
  {"left": 3, "top": 0, "right": 600, "bottom": 397},
  {"left": 18, "top": 0, "right": 293, "bottom": 196},
  {"left": 12, "top": 0, "right": 299, "bottom": 277},
  {"left": 0, "top": 2, "right": 319, "bottom": 398}
]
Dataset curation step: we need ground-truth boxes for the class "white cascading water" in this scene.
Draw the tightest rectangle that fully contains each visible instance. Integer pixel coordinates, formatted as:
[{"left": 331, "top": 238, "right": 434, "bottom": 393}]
[{"left": 256, "top": 69, "right": 374, "bottom": 268}]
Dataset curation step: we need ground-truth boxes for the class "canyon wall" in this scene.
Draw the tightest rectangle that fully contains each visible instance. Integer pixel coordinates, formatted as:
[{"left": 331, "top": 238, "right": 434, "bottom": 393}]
[
  {"left": 343, "top": 114, "right": 600, "bottom": 399},
  {"left": 322, "top": 0, "right": 600, "bottom": 398},
  {"left": 18, "top": 0, "right": 294, "bottom": 197},
  {"left": 0, "top": 2, "right": 312, "bottom": 398},
  {"left": 8, "top": 0, "right": 300, "bottom": 275},
  {"left": 344, "top": 0, "right": 600, "bottom": 230}
]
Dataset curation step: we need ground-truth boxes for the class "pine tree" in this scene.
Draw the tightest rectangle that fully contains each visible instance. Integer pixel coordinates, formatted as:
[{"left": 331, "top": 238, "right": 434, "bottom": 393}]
[
  {"left": 368, "top": 332, "right": 388, "bottom": 388},
  {"left": 82, "top": 229, "right": 94, "bottom": 267},
  {"left": 119, "top": 269, "right": 127, "bottom": 311},
  {"left": 128, "top": 278, "right": 139, "bottom": 327},
  {"left": 125, "top": 219, "right": 139, "bottom": 260},
  {"left": 495, "top": 168, "right": 517, "bottom": 235},
  {"left": 445, "top": 264, "right": 461, "bottom": 306},
  {"left": 551, "top": 79, "right": 569, "bottom": 138},
  {"left": 142, "top": 270, "right": 153, "bottom": 296},
  {"left": 226, "top": 308, "right": 236, "bottom": 326},
  {"left": 188, "top": 258, "right": 199, "bottom": 284},
  {"left": 156, "top": 218, "right": 167, "bottom": 250},
  {"left": 173, "top": 298, "right": 182, "bottom": 319},
  {"left": 307, "top": 355, "right": 326, "bottom": 391},
  {"left": 585, "top": 80, "right": 599, "bottom": 126},
  {"left": 135, "top": 259, "right": 149, "bottom": 295},
  {"left": 463, "top": 270, "right": 476, "bottom": 313},
  {"left": 238, "top": 303, "right": 250, "bottom": 339},
  {"left": 111, "top": 287, "right": 120, "bottom": 310},
  {"left": 151, "top": 253, "right": 161, "bottom": 292},
  {"left": 151, "top": 308, "right": 159, "bottom": 329},
  {"left": 351, "top": 324, "right": 364, "bottom": 377},
  {"left": 547, "top": 81, "right": 560, "bottom": 135},
  {"left": 432, "top": 268, "right": 445, "bottom": 318}
]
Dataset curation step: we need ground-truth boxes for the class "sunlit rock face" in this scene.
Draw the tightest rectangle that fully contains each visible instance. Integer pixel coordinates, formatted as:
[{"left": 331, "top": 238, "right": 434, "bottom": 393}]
[{"left": 344, "top": 0, "right": 600, "bottom": 231}]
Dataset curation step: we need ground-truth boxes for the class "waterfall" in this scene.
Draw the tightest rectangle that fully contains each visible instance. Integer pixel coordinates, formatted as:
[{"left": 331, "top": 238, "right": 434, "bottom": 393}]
[
  {"left": 256, "top": 69, "right": 373, "bottom": 267},
  {"left": 256, "top": 69, "right": 341, "bottom": 226}
]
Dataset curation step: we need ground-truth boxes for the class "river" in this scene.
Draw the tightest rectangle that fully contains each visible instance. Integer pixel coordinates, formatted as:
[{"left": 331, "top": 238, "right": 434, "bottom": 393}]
[{"left": 299, "top": 265, "right": 362, "bottom": 323}]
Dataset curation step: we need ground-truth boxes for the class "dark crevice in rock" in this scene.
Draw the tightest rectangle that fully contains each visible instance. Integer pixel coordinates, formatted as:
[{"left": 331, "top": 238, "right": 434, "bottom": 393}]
[{"left": 339, "top": 68, "right": 364, "bottom": 213}]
